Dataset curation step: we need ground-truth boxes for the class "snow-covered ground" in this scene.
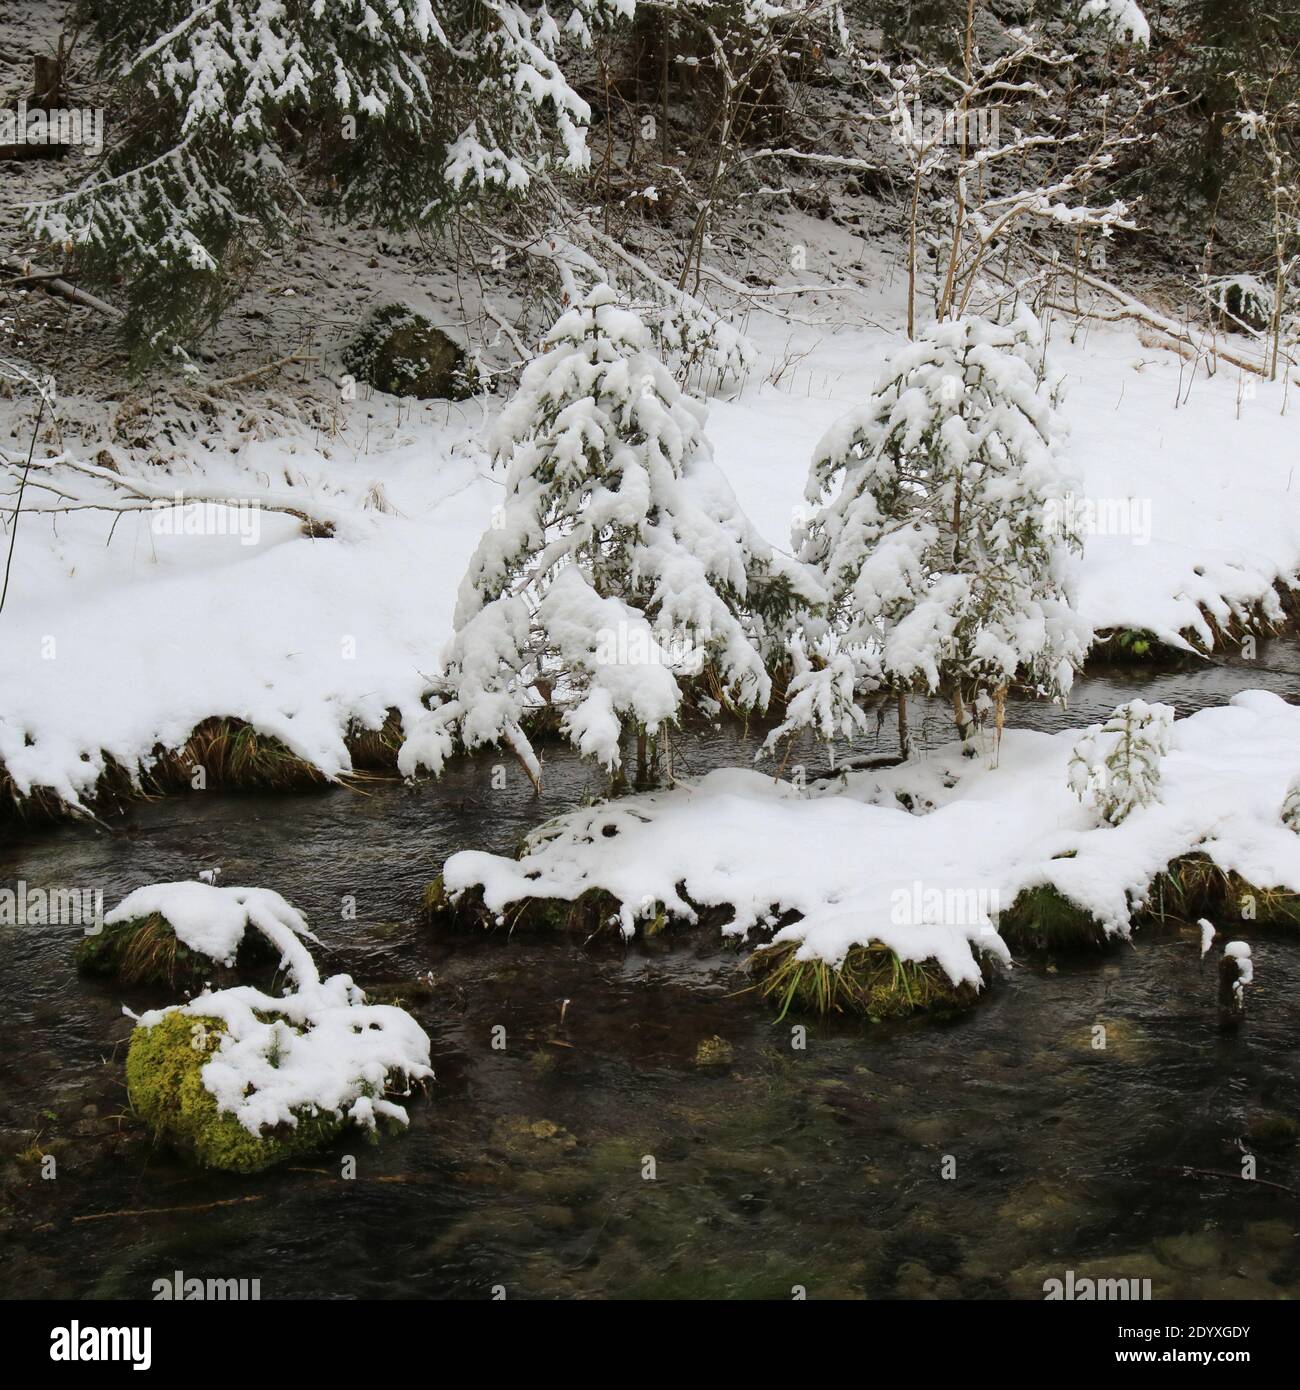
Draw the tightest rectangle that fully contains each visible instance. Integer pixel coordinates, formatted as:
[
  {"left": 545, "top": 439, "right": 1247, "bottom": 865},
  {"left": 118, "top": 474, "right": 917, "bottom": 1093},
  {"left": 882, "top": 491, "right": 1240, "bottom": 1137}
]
[
  {"left": 2, "top": 308, "right": 1299, "bottom": 809},
  {"left": 442, "top": 690, "right": 1300, "bottom": 987}
]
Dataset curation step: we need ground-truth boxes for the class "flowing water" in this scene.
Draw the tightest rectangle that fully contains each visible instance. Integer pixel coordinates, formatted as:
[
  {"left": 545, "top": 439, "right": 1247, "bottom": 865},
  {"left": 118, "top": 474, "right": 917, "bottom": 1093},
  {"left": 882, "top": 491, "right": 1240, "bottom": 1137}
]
[{"left": 2, "top": 639, "right": 1298, "bottom": 1299}]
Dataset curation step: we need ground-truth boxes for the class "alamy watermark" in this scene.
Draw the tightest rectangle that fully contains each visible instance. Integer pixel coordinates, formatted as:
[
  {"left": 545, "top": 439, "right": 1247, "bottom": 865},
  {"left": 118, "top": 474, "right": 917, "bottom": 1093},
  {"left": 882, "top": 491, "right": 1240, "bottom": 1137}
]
[
  {"left": 1043, "top": 1269, "right": 1152, "bottom": 1300},
  {"left": 150, "top": 492, "right": 262, "bottom": 546},
  {"left": 893, "top": 99, "right": 1000, "bottom": 149},
  {"left": 1043, "top": 493, "right": 1152, "bottom": 547},
  {"left": 0, "top": 881, "right": 103, "bottom": 931},
  {"left": 890, "top": 879, "right": 1001, "bottom": 928},
  {"left": 594, "top": 621, "right": 705, "bottom": 674},
  {"left": 152, "top": 1269, "right": 261, "bottom": 1300},
  {"left": 1, "top": 101, "right": 103, "bottom": 154}
]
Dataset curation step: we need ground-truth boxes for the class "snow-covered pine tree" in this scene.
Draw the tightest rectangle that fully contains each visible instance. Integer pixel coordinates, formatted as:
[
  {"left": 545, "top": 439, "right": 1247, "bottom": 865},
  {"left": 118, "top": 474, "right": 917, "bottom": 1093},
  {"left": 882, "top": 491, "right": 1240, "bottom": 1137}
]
[
  {"left": 398, "top": 284, "right": 815, "bottom": 786},
  {"left": 31, "top": 0, "right": 632, "bottom": 366},
  {"left": 1067, "top": 699, "right": 1174, "bottom": 826},
  {"left": 790, "top": 309, "right": 1089, "bottom": 752},
  {"left": 1283, "top": 777, "right": 1300, "bottom": 834}
]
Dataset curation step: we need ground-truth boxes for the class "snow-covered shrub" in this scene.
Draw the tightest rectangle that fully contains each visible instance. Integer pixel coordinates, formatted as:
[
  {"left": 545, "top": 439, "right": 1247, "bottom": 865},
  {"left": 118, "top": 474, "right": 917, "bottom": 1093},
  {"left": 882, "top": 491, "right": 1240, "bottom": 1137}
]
[
  {"left": 1282, "top": 777, "right": 1300, "bottom": 834},
  {"left": 344, "top": 306, "right": 473, "bottom": 400},
  {"left": 792, "top": 309, "right": 1089, "bottom": 747},
  {"left": 1068, "top": 699, "right": 1174, "bottom": 826},
  {"left": 1078, "top": 1, "right": 1151, "bottom": 47},
  {"left": 1202, "top": 274, "right": 1275, "bottom": 334},
  {"left": 123, "top": 882, "right": 432, "bottom": 1172},
  {"left": 653, "top": 298, "right": 756, "bottom": 390},
  {"left": 400, "top": 284, "right": 816, "bottom": 782},
  {"left": 32, "top": 0, "right": 632, "bottom": 363},
  {"left": 765, "top": 637, "right": 871, "bottom": 750}
]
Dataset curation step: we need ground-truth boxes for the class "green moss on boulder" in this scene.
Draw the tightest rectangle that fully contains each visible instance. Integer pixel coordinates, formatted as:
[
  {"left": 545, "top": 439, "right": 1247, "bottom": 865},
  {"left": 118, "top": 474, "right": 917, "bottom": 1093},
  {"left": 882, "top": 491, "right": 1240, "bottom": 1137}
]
[
  {"left": 126, "top": 1011, "right": 343, "bottom": 1173},
  {"left": 345, "top": 305, "right": 473, "bottom": 399}
]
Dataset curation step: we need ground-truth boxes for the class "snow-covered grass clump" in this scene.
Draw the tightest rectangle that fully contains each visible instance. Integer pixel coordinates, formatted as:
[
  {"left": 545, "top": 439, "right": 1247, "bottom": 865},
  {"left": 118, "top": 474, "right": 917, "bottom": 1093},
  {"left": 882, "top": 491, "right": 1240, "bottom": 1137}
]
[
  {"left": 124, "top": 884, "right": 432, "bottom": 1172},
  {"left": 436, "top": 692, "right": 1300, "bottom": 1015},
  {"left": 78, "top": 882, "right": 319, "bottom": 988}
]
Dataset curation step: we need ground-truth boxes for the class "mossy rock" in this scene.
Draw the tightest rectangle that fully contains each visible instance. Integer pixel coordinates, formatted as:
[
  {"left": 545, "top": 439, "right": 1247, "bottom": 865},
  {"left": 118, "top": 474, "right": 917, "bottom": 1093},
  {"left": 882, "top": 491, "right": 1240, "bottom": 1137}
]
[
  {"left": 693, "top": 1035, "right": 734, "bottom": 1069},
  {"left": 75, "top": 912, "right": 274, "bottom": 990},
  {"left": 126, "top": 1011, "right": 344, "bottom": 1174},
  {"left": 998, "top": 885, "right": 1108, "bottom": 951},
  {"left": 344, "top": 305, "right": 473, "bottom": 399},
  {"left": 417, "top": 875, "right": 452, "bottom": 926},
  {"left": 1243, "top": 1111, "right": 1299, "bottom": 1153},
  {"left": 423, "top": 878, "right": 626, "bottom": 936}
]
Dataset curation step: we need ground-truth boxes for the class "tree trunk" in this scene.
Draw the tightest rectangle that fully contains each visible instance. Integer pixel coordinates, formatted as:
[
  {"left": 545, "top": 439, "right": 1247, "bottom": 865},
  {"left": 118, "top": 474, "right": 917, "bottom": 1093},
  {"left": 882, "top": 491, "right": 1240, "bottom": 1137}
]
[{"left": 952, "top": 690, "right": 974, "bottom": 753}]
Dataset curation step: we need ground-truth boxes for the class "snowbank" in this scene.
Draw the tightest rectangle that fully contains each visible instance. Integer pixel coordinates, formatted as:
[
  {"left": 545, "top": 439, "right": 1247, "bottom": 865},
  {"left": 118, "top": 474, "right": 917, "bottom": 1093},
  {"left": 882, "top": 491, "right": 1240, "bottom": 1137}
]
[
  {"left": 442, "top": 691, "right": 1300, "bottom": 989},
  {"left": 3, "top": 316, "right": 1299, "bottom": 812}
]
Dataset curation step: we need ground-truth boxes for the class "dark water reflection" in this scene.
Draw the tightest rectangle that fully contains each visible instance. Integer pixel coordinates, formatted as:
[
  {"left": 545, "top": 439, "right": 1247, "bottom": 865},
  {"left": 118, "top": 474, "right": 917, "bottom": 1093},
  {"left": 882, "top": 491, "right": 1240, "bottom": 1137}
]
[{"left": 0, "top": 639, "right": 1297, "bottom": 1299}]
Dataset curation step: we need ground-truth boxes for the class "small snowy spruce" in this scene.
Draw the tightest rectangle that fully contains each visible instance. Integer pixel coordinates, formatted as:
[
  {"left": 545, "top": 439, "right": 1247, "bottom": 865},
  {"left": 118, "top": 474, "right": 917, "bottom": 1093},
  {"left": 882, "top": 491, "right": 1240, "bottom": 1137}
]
[
  {"left": 792, "top": 309, "right": 1089, "bottom": 747},
  {"left": 400, "top": 284, "right": 816, "bottom": 783},
  {"left": 1068, "top": 699, "right": 1174, "bottom": 826}
]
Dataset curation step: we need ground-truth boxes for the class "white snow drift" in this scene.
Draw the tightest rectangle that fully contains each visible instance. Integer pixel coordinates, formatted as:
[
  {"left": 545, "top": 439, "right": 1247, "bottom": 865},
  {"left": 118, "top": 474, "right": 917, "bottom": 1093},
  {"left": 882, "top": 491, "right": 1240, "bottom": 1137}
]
[{"left": 442, "top": 691, "right": 1300, "bottom": 990}]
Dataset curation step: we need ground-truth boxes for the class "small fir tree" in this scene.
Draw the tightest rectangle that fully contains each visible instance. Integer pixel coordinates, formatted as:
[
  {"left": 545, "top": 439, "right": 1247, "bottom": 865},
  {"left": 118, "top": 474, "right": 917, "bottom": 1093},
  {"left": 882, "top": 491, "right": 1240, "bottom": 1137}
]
[
  {"left": 791, "top": 308, "right": 1089, "bottom": 752},
  {"left": 1068, "top": 699, "right": 1174, "bottom": 826},
  {"left": 399, "top": 284, "right": 815, "bottom": 786}
]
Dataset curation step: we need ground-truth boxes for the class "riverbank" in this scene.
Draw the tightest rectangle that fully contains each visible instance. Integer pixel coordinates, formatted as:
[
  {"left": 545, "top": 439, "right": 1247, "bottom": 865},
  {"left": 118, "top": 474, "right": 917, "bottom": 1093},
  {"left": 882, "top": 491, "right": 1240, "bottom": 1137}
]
[{"left": 3, "top": 315, "right": 1299, "bottom": 822}]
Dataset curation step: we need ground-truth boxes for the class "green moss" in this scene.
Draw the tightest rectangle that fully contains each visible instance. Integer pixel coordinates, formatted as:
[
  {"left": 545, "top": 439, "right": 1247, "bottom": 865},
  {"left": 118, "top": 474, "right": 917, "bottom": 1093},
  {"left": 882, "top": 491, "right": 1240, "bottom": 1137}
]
[
  {"left": 998, "top": 885, "right": 1109, "bottom": 951},
  {"left": 126, "top": 1011, "right": 343, "bottom": 1174},
  {"left": 693, "top": 1035, "right": 734, "bottom": 1069},
  {"left": 418, "top": 875, "right": 452, "bottom": 925},
  {"left": 1113, "top": 629, "right": 1157, "bottom": 660},
  {"left": 1243, "top": 1112, "right": 1299, "bottom": 1152},
  {"left": 750, "top": 940, "right": 979, "bottom": 1021},
  {"left": 344, "top": 305, "right": 474, "bottom": 399}
]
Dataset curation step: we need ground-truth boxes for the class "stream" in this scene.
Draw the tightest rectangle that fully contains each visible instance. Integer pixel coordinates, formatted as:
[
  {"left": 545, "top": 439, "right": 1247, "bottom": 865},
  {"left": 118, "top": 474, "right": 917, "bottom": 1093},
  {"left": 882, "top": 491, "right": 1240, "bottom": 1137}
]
[{"left": 2, "top": 638, "right": 1298, "bottom": 1299}]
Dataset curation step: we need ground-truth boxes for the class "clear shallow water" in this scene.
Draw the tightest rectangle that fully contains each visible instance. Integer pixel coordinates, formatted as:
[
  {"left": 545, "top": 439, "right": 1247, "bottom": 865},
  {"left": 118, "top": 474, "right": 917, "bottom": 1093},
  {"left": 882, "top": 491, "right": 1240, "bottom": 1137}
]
[{"left": 1, "top": 639, "right": 1298, "bottom": 1300}]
